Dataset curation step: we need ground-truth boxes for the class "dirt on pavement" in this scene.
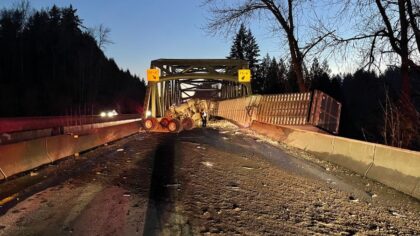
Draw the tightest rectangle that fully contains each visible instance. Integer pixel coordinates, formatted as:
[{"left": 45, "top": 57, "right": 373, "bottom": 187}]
[{"left": 0, "top": 123, "right": 419, "bottom": 235}]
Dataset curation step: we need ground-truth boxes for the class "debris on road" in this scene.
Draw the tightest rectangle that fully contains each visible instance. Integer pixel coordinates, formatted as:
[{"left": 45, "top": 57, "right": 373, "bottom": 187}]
[
  {"left": 201, "top": 161, "right": 214, "bottom": 167},
  {"left": 116, "top": 148, "right": 124, "bottom": 152},
  {"left": 241, "top": 166, "right": 254, "bottom": 170},
  {"left": 1, "top": 127, "right": 419, "bottom": 235},
  {"left": 165, "top": 183, "right": 181, "bottom": 188}
]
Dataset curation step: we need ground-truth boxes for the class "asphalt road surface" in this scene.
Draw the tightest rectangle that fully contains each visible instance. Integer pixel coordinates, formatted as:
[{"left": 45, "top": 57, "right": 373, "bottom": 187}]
[{"left": 0, "top": 122, "right": 419, "bottom": 235}]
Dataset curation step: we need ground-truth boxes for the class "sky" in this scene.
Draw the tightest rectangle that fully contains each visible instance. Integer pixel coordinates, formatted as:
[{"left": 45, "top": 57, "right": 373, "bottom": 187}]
[{"left": 0, "top": 0, "right": 356, "bottom": 78}]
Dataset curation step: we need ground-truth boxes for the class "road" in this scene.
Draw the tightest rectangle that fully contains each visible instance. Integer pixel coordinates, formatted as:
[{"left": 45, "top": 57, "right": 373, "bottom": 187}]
[{"left": 0, "top": 122, "right": 419, "bottom": 235}]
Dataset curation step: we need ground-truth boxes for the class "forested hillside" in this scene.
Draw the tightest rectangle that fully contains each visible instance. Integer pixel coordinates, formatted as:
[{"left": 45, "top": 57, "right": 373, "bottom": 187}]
[{"left": 0, "top": 4, "right": 146, "bottom": 117}]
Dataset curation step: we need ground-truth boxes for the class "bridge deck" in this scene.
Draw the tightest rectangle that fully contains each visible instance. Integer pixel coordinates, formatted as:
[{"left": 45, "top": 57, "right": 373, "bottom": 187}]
[{"left": 0, "top": 124, "right": 419, "bottom": 235}]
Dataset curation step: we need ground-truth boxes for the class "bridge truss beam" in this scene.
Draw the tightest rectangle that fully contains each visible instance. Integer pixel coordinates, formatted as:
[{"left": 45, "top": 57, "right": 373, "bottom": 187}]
[{"left": 144, "top": 59, "right": 252, "bottom": 117}]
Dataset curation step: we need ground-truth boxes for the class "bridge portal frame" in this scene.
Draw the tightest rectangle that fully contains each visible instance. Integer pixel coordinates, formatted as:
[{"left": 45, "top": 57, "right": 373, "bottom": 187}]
[{"left": 144, "top": 59, "right": 252, "bottom": 118}]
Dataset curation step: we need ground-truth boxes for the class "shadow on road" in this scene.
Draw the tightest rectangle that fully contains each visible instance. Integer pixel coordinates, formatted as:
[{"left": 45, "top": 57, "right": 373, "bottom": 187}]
[{"left": 143, "top": 136, "right": 192, "bottom": 235}]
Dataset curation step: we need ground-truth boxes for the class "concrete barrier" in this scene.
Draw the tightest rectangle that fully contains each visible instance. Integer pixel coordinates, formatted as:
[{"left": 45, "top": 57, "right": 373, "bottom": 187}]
[
  {"left": 46, "top": 135, "right": 79, "bottom": 162},
  {"left": 329, "top": 137, "right": 375, "bottom": 176},
  {"left": 249, "top": 121, "right": 420, "bottom": 200},
  {"left": 0, "top": 129, "right": 52, "bottom": 145},
  {"left": 0, "top": 114, "right": 140, "bottom": 133},
  {"left": 367, "top": 144, "right": 420, "bottom": 199},
  {"left": 0, "top": 139, "right": 52, "bottom": 179},
  {"left": 0, "top": 118, "right": 142, "bottom": 146},
  {"left": 0, "top": 121, "right": 142, "bottom": 179}
]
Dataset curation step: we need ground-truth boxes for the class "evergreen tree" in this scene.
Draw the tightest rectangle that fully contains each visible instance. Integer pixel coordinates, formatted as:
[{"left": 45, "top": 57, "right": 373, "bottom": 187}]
[
  {"left": 265, "top": 57, "right": 279, "bottom": 94},
  {"left": 308, "top": 58, "right": 332, "bottom": 93},
  {"left": 0, "top": 4, "right": 146, "bottom": 116},
  {"left": 228, "top": 23, "right": 260, "bottom": 92},
  {"left": 255, "top": 54, "right": 287, "bottom": 94},
  {"left": 228, "top": 24, "right": 246, "bottom": 60},
  {"left": 276, "top": 58, "right": 287, "bottom": 93},
  {"left": 256, "top": 54, "right": 270, "bottom": 93}
]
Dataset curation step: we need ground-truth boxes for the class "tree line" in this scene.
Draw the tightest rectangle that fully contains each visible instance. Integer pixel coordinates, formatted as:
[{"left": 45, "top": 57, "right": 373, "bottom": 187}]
[
  {"left": 0, "top": 3, "right": 146, "bottom": 117},
  {"left": 228, "top": 23, "right": 420, "bottom": 150}
]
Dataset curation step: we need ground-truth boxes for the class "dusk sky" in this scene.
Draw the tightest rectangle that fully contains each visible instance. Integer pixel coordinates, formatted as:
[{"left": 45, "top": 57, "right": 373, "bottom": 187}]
[
  {"left": 0, "top": 0, "right": 289, "bottom": 79},
  {"left": 0, "top": 0, "right": 359, "bottom": 79}
]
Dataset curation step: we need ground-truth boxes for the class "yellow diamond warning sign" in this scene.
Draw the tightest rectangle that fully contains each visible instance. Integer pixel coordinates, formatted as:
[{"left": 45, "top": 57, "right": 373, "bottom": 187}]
[
  {"left": 147, "top": 69, "right": 160, "bottom": 82},
  {"left": 238, "top": 69, "right": 251, "bottom": 82}
]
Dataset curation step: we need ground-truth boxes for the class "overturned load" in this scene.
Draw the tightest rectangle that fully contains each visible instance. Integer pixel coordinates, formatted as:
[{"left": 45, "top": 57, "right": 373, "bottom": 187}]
[
  {"left": 143, "top": 99, "right": 216, "bottom": 133},
  {"left": 214, "top": 90, "right": 341, "bottom": 134}
]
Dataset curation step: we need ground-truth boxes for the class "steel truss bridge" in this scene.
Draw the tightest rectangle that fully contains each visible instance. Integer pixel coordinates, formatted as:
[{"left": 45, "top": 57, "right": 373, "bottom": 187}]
[{"left": 143, "top": 59, "right": 252, "bottom": 117}]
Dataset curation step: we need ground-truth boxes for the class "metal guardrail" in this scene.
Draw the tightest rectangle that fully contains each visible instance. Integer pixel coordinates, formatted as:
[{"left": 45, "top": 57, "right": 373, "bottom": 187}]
[
  {"left": 0, "top": 118, "right": 142, "bottom": 145},
  {"left": 0, "top": 114, "right": 140, "bottom": 133},
  {"left": 0, "top": 121, "right": 142, "bottom": 180}
]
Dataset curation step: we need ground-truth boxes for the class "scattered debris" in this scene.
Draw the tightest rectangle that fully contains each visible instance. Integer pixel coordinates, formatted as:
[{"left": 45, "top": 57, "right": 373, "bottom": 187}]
[
  {"left": 165, "top": 183, "right": 181, "bottom": 188},
  {"left": 392, "top": 212, "right": 406, "bottom": 218},
  {"left": 30, "top": 172, "right": 38, "bottom": 177},
  {"left": 196, "top": 146, "right": 206, "bottom": 150},
  {"left": 228, "top": 186, "right": 240, "bottom": 191},
  {"left": 371, "top": 194, "right": 378, "bottom": 198},
  {"left": 123, "top": 193, "right": 131, "bottom": 197},
  {"left": 202, "top": 161, "right": 214, "bottom": 167},
  {"left": 389, "top": 210, "right": 405, "bottom": 218},
  {"left": 349, "top": 196, "right": 359, "bottom": 203},
  {"left": 117, "top": 148, "right": 124, "bottom": 152},
  {"left": 203, "top": 211, "right": 212, "bottom": 219},
  {"left": 222, "top": 137, "right": 229, "bottom": 140},
  {"left": 242, "top": 166, "right": 254, "bottom": 170}
]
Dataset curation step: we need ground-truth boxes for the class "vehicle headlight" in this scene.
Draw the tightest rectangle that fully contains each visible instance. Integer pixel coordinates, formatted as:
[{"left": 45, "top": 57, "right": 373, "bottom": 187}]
[{"left": 146, "top": 110, "right": 152, "bottom": 117}]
